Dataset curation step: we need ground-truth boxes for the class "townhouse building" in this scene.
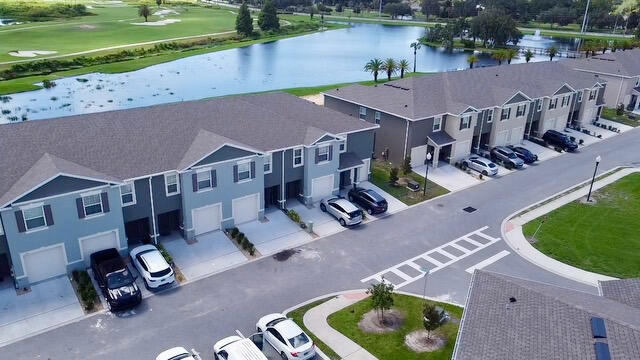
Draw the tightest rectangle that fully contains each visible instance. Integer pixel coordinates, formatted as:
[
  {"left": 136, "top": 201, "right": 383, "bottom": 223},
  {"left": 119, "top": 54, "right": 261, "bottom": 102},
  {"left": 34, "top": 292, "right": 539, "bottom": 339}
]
[
  {"left": 323, "top": 61, "right": 606, "bottom": 168},
  {"left": 0, "top": 93, "right": 376, "bottom": 288},
  {"left": 567, "top": 48, "right": 640, "bottom": 112}
]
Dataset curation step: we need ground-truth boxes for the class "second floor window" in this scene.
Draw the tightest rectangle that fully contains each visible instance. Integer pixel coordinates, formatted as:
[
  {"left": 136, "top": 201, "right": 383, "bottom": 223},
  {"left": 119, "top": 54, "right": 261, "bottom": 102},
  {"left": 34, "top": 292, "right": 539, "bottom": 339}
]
[
  {"left": 197, "top": 171, "right": 212, "bottom": 190},
  {"left": 433, "top": 116, "right": 442, "bottom": 131},
  {"left": 263, "top": 153, "right": 272, "bottom": 174},
  {"left": 23, "top": 206, "right": 46, "bottom": 230},
  {"left": 577, "top": 92, "right": 583, "bottom": 102},
  {"left": 486, "top": 109, "right": 493, "bottom": 123},
  {"left": 317, "top": 145, "right": 330, "bottom": 162},
  {"left": 165, "top": 173, "right": 180, "bottom": 195},
  {"left": 237, "top": 162, "right": 251, "bottom": 181},
  {"left": 83, "top": 194, "right": 103, "bottom": 216},
  {"left": 537, "top": 100, "right": 543, "bottom": 112},
  {"left": 339, "top": 141, "right": 346, "bottom": 153},
  {"left": 375, "top": 111, "right": 381, "bottom": 124},
  {"left": 459, "top": 116, "right": 471, "bottom": 130},
  {"left": 501, "top": 108, "right": 511, "bottom": 121},
  {"left": 293, "top": 147, "right": 303, "bottom": 167},
  {"left": 549, "top": 98, "right": 558, "bottom": 110},
  {"left": 359, "top": 106, "right": 367, "bottom": 119},
  {"left": 120, "top": 182, "right": 136, "bottom": 206},
  {"left": 589, "top": 89, "right": 597, "bottom": 101},
  {"left": 516, "top": 104, "right": 526, "bottom": 117}
]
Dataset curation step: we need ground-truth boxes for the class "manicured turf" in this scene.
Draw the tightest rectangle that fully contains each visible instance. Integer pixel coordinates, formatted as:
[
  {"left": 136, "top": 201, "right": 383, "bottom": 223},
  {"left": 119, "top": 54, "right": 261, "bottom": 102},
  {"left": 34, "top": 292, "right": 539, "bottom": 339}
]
[
  {"left": 523, "top": 173, "right": 640, "bottom": 278},
  {"left": 0, "top": 3, "right": 237, "bottom": 63},
  {"left": 370, "top": 161, "right": 449, "bottom": 206},
  {"left": 601, "top": 107, "right": 640, "bottom": 127},
  {"left": 287, "top": 298, "right": 341, "bottom": 360},
  {"left": 281, "top": 72, "right": 427, "bottom": 96},
  {"left": 327, "top": 294, "right": 463, "bottom": 360}
]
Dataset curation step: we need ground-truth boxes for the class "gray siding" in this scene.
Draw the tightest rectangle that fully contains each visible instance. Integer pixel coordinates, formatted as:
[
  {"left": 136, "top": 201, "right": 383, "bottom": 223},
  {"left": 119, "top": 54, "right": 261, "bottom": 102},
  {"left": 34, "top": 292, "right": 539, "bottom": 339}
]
[
  {"left": 151, "top": 174, "right": 182, "bottom": 216},
  {"left": 15, "top": 176, "right": 109, "bottom": 203},
  {"left": 122, "top": 178, "right": 152, "bottom": 223},
  {"left": 346, "top": 130, "right": 375, "bottom": 161},
  {"left": 264, "top": 151, "right": 283, "bottom": 188},
  {"left": 194, "top": 145, "right": 257, "bottom": 167},
  {"left": 408, "top": 117, "right": 435, "bottom": 149}
]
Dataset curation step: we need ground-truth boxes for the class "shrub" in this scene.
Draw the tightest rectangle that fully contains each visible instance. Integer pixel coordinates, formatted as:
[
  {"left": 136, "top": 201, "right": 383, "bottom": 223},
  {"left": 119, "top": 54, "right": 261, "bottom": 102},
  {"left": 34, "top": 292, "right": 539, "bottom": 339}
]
[
  {"left": 231, "top": 227, "right": 240, "bottom": 238},
  {"left": 402, "top": 156, "right": 412, "bottom": 175},
  {"left": 287, "top": 209, "right": 301, "bottom": 223},
  {"left": 616, "top": 104, "right": 625, "bottom": 115},
  {"left": 241, "top": 237, "right": 250, "bottom": 250},
  {"left": 248, "top": 244, "right": 256, "bottom": 256},
  {"left": 461, "top": 39, "right": 476, "bottom": 48},
  {"left": 157, "top": 244, "right": 173, "bottom": 265},
  {"left": 389, "top": 167, "right": 399, "bottom": 185},
  {"left": 237, "top": 232, "right": 245, "bottom": 244},
  {"left": 42, "top": 79, "right": 56, "bottom": 89}
]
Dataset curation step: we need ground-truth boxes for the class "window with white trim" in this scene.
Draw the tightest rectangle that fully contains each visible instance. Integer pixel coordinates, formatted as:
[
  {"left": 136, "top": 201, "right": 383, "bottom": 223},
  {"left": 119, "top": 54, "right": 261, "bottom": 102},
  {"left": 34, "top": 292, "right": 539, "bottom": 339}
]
[
  {"left": 82, "top": 194, "right": 103, "bottom": 216},
  {"left": 459, "top": 115, "right": 471, "bottom": 130},
  {"left": 577, "top": 92, "right": 583, "bottom": 102},
  {"left": 317, "top": 145, "right": 330, "bottom": 162},
  {"left": 374, "top": 111, "right": 381, "bottom": 124},
  {"left": 537, "top": 100, "right": 543, "bottom": 112},
  {"left": 120, "top": 182, "right": 136, "bottom": 206},
  {"left": 549, "top": 97, "right": 558, "bottom": 110},
  {"left": 339, "top": 140, "right": 346, "bottom": 153},
  {"left": 237, "top": 162, "right": 251, "bottom": 181},
  {"left": 433, "top": 116, "right": 442, "bottom": 131},
  {"left": 486, "top": 109, "right": 493, "bottom": 123},
  {"left": 165, "top": 172, "right": 180, "bottom": 196},
  {"left": 501, "top": 107, "right": 511, "bottom": 120},
  {"left": 197, "top": 170, "right": 212, "bottom": 190},
  {"left": 293, "top": 147, "right": 303, "bottom": 167},
  {"left": 359, "top": 106, "right": 367, "bottom": 119},
  {"left": 589, "top": 89, "right": 597, "bottom": 101},
  {"left": 516, "top": 104, "right": 526, "bottom": 117},
  {"left": 263, "top": 153, "right": 272, "bottom": 174},
  {"left": 23, "top": 206, "right": 46, "bottom": 230}
]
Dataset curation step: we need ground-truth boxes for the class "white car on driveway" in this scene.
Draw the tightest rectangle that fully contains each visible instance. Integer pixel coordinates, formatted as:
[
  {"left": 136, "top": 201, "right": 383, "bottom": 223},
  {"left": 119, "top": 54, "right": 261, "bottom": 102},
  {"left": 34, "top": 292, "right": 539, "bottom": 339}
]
[
  {"left": 213, "top": 335, "right": 267, "bottom": 360},
  {"left": 319, "top": 196, "right": 363, "bottom": 226},
  {"left": 256, "top": 313, "right": 316, "bottom": 360},
  {"left": 156, "top": 347, "right": 196, "bottom": 360},
  {"left": 461, "top": 156, "right": 499, "bottom": 176},
  {"left": 130, "top": 244, "right": 175, "bottom": 289}
]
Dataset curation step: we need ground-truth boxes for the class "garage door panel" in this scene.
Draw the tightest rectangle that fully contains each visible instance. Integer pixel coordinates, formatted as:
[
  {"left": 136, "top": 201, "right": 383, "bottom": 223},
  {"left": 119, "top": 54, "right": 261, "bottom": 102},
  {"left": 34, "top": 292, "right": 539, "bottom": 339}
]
[
  {"left": 410, "top": 146, "right": 428, "bottom": 168},
  {"left": 80, "top": 231, "right": 119, "bottom": 267},
  {"left": 233, "top": 193, "right": 259, "bottom": 225},
  {"left": 495, "top": 131, "right": 508, "bottom": 147},
  {"left": 193, "top": 204, "right": 221, "bottom": 236},
  {"left": 454, "top": 140, "right": 470, "bottom": 160},
  {"left": 312, "top": 175, "right": 334, "bottom": 202},
  {"left": 23, "top": 245, "right": 67, "bottom": 284}
]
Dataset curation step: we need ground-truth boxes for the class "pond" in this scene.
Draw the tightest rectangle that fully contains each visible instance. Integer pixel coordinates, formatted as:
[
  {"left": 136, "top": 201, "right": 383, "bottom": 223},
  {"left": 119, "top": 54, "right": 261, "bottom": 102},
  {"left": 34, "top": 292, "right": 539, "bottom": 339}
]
[{"left": 0, "top": 23, "right": 581, "bottom": 123}]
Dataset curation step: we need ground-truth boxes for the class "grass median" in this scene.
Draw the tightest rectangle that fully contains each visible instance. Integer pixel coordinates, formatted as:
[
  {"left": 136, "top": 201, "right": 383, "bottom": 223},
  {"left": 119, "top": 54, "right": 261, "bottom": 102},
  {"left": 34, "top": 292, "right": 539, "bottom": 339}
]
[
  {"left": 287, "top": 298, "right": 341, "bottom": 360},
  {"left": 523, "top": 172, "right": 640, "bottom": 278},
  {"left": 370, "top": 161, "right": 449, "bottom": 206},
  {"left": 601, "top": 107, "right": 640, "bottom": 127}
]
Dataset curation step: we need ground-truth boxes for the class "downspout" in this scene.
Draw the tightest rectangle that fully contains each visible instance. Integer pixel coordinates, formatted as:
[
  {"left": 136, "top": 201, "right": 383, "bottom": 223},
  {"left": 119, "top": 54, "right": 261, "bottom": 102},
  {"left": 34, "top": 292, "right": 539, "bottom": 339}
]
[
  {"left": 148, "top": 177, "right": 158, "bottom": 245},
  {"left": 476, "top": 111, "right": 484, "bottom": 152},
  {"left": 281, "top": 151, "right": 285, "bottom": 209},
  {"left": 402, "top": 119, "right": 410, "bottom": 161},
  {"left": 616, "top": 80, "right": 624, "bottom": 106}
]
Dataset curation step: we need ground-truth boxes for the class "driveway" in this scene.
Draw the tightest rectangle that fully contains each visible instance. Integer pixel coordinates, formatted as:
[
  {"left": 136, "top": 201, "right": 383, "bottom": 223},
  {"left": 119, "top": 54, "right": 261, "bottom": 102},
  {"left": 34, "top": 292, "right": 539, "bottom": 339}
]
[
  {"left": 339, "top": 181, "right": 408, "bottom": 217},
  {"left": 522, "top": 140, "right": 561, "bottom": 162},
  {"left": 287, "top": 200, "right": 345, "bottom": 237},
  {"left": 239, "top": 209, "right": 313, "bottom": 256},
  {"left": 413, "top": 164, "right": 482, "bottom": 192},
  {"left": 162, "top": 231, "right": 247, "bottom": 281},
  {"left": 0, "top": 277, "right": 83, "bottom": 346}
]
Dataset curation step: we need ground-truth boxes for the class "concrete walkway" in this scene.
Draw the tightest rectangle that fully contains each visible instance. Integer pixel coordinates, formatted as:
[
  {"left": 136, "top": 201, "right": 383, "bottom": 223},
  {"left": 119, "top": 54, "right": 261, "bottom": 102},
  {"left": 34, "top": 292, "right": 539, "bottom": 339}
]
[
  {"left": 303, "top": 292, "right": 377, "bottom": 360},
  {"left": 503, "top": 167, "right": 639, "bottom": 286}
]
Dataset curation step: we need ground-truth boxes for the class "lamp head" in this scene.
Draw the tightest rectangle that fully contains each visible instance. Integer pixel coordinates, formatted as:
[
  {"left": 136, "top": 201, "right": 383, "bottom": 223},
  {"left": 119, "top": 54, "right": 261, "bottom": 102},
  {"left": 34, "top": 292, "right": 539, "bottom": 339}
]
[
  {"left": 426, "top": 152, "right": 432, "bottom": 160},
  {"left": 596, "top": 155, "right": 601, "bottom": 164}
]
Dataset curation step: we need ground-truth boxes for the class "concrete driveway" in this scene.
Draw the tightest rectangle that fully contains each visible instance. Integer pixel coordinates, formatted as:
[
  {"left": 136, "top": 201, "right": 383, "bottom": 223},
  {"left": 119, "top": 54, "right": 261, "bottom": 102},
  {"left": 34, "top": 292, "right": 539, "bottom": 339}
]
[
  {"left": 339, "top": 181, "right": 408, "bottom": 217},
  {"left": 522, "top": 140, "right": 561, "bottom": 162},
  {"left": 239, "top": 209, "right": 313, "bottom": 256},
  {"left": 162, "top": 231, "right": 246, "bottom": 281},
  {"left": 287, "top": 200, "right": 345, "bottom": 237},
  {"left": 414, "top": 164, "right": 482, "bottom": 192},
  {"left": 0, "top": 277, "right": 83, "bottom": 346}
]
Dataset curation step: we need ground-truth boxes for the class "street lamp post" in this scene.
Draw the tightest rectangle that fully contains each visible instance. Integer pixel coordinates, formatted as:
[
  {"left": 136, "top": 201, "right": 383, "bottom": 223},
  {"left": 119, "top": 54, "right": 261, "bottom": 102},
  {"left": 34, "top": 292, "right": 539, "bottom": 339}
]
[
  {"left": 581, "top": 0, "right": 591, "bottom": 33},
  {"left": 420, "top": 267, "right": 430, "bottom": 303},
  {"left": 423, "top": 152, "right": 432, "bottom": 196},
  {"left": 586, "top": 155, "right": 601, "bottom": 202}
]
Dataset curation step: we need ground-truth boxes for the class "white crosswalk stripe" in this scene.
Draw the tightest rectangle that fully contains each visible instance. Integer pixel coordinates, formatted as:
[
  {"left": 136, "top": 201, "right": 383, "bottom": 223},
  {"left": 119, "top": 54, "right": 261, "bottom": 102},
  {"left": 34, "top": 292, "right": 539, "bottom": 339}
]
[{"left": 360, "top": 226, "right": 501, "bottom": 289}]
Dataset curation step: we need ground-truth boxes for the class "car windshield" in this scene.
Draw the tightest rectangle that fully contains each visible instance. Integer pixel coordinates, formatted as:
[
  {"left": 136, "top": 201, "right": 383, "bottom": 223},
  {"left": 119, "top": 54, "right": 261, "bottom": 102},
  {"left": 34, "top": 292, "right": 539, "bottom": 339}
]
[
  {"left": 150, "top": 267, "right": 172, "bottom": 278},
  {"left": 488, "top": 163, "right": 497, "bottom": 168},
  {"left": 106, "top": 269, "right": 134, "bottom": 289},
  {"left": 348, "top": 210, "right": 362, "bottom": 219},
  {"left": 507, "top": 153, "right": 518, "bottom": 159},
  {"left": 288, "top": 332, "right": 310, "bottom": 348}
]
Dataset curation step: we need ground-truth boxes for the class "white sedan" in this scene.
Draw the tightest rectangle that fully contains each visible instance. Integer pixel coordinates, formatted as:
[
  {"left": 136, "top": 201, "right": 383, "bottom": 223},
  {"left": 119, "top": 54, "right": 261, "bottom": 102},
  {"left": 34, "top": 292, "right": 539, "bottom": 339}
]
[
  {"left": 256, "top": 313, "right": 316, "bottom": 360},
  {"left": 130, "top": 244, "right": 175, "bottom": 289},
  {"left": 156, "top": 347, "right": 196, "bottom": 360}
]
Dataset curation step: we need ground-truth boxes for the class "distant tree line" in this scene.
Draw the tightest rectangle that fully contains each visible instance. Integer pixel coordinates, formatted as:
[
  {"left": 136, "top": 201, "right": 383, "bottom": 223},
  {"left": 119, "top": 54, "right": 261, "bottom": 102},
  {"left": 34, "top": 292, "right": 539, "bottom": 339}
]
[{"left": 0, "top": 2, "right": 91, "bottom": 21}]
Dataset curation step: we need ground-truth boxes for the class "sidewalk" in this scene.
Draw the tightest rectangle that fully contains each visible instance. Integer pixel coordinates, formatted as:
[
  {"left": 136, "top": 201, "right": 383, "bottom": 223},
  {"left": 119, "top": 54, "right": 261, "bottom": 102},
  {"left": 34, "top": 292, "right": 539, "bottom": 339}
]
[
  {"left": 503, "top": 167, "right": 639, "bottom": 286},
  {"left": 303, "top": 292, "right": 377, "bottom": 360}
]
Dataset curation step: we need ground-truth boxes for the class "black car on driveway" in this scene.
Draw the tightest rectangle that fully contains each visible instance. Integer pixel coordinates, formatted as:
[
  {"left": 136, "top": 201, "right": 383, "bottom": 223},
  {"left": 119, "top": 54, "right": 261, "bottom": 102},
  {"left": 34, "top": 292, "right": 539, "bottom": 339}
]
[
  {"left": 542, "top": 130, "right": 578, "bottom": 152},
  {"left": 507, "top": 145, "right": 538, "bottom": 164},
  {"left": 91, "top": 248, "right": 142, "bottom": 311},
  {"left": 347, "top": 187, "right": 388, "bottom": 215}
]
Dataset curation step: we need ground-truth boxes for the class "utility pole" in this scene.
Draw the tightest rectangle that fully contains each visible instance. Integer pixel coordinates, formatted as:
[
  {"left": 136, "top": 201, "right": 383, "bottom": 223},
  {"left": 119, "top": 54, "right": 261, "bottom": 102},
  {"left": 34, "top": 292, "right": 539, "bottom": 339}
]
[{"left": 581, "top": 0, "right": 591, "bottom": 33}]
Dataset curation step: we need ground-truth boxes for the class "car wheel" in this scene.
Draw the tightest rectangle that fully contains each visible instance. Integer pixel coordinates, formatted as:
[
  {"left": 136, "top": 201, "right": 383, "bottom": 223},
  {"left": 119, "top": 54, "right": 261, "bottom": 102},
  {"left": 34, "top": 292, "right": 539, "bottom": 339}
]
[
  {"left": 320, "top": 203, "right": 326, "bottom": 212},
  {"left": 461, "top": 162, "right": 468, "bottom": 170},
  {"left": 482, "top": 170, "right": 488, "bottom": 176},
  {"left": 506, "top": 163, "right": 513, "bottom": 170},
  {"left": 280, "top": 352, "right": 288, "bottom": 360},
  {"left": 367, "top": 208, "right": 373, "bottom": 215},
  {"left": 339, "top": 218, "right": 346, "bottom": 227},
  {"left": 348, "top": 195, "right": 354, "bottom": 202}
]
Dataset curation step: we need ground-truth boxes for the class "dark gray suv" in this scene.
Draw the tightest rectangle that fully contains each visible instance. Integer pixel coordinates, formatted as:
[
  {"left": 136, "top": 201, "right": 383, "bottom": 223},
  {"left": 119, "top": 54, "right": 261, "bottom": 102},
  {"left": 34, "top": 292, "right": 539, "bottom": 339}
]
[{"left": 490, "top": 146, "right": 525, "bottom": 169}]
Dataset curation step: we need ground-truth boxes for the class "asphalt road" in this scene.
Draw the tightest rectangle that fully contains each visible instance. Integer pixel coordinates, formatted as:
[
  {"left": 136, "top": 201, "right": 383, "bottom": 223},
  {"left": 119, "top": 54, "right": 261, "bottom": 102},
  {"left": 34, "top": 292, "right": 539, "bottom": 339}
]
[{"left": 4, "top": 127, "right": 640, "bottom": 359}]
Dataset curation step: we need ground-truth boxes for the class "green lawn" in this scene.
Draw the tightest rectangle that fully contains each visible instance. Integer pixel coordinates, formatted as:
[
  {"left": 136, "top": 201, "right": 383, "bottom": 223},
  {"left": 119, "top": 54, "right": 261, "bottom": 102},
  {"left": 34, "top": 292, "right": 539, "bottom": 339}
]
[
  {"left": 281, "top": 72, "right": 427, "bottom": 97},
  {"left": 523, "top": 173, "right": 640, "bottom": 278},
  {"left": 287, "top": 298, "right": 341, "bottom": 360},
  {"left": 601, "top": 107, "right": 640, "bottom": 127},
  {"left": 327, "top": 294, "right": 463, "bottom": 360},
  {"left": 370, "top": 161, "right": 449, "bottom": 206},
  {"left": 520, "top": 21, "right": 582, "bottom": 32}
]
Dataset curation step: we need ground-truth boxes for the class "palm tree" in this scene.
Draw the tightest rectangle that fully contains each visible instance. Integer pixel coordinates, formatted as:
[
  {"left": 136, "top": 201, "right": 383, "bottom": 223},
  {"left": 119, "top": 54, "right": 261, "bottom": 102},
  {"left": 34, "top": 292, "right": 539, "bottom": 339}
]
[
  {"left": 492, "top": 49, "right": 506, "bottom": 65},
  {"left": 505, "top": 49, "right": 518, "bottom": 64},
  {"left": 524, "top": 49, "right": 534, "bottom": 63},
  {"left": 138, "top": 4, "right": 151, "bottom": 22},
  {"left": 364, "top": 59, "right": 383, "bottom": 82},
  {"left": 467, "top": 55, "right": 478, "bottom": 69},
  {"left": 381, "top": 58, "right": 398, "bottom": 81},
  {"left": 410, "top": 42, "right": 421, "bottom": 73},
  {"left": 398, "top": 59, "right": 410, "bottom": 78},
  {"left": 580, "top": 41, "right": 594, "bottom": 57},
  {"left": 547, "top": 46, "right": 558, "bottom": 61}
]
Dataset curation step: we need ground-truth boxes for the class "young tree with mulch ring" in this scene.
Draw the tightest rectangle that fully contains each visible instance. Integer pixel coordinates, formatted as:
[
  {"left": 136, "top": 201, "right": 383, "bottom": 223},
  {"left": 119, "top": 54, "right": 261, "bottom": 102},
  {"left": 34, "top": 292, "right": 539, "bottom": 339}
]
[
  {"left": 423, "top": 303, "right": 447, "bottom": 341},
  {"left": 367, "top": 280, "right": 394, "bottom": 324}
]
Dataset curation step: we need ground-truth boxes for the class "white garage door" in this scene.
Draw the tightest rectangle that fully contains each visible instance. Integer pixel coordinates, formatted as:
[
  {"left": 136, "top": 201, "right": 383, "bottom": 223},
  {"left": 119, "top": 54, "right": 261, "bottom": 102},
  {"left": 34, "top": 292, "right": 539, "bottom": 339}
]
[
  {"left": 495, "top": 131, "right": 508, "bottom": 147},
  {"left": 193, "top": 203, "right": 222, "bottom": 236},
  {"left": 80, "top": 230, "right": 119, "bottom": 267},
  {"left": 233, "top": 193, "right": 260, "bottom": 225},
  {"left": 312, "top": 174, "right": 335, "bottom": 202},
  {"left": 359, "top": 159, "right": 370, "bottom": 182},
  {"left": 410, "top": 145, "right": 428, "bottom": 167},
  {"left": 22, "top": 245, "right": 67, "bottom": 284},
  {"left": 454, "top": 140, "right": 471, "bottom": 160},
  {"left": 509, "top": 127, "right": 524, "bottom": 145}
]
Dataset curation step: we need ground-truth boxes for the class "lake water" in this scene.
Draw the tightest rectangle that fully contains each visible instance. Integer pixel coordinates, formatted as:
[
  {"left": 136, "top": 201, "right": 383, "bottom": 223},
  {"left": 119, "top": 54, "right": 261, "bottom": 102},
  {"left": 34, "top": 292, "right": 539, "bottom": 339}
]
[{"left": 0, "top": 23, "right": 580, "bottom": 123}]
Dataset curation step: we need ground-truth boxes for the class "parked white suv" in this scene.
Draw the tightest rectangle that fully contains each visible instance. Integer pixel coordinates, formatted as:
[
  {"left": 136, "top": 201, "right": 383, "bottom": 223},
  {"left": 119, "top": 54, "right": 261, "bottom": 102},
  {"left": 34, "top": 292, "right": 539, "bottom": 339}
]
[
  {"left": 156, "top": 347, "right": 196, "bottom": 360},
  {"left": 319, "top": 196, "right": 363, "bottom": 226},
  {"left": 256, "top": 313, "right": 316, "bottom": 360},
  {"left": 213, "top": 335, "right": 268, "bottom": 360},
  {"left": 130, "top": 244, "right": 175, "bottom": 289}
]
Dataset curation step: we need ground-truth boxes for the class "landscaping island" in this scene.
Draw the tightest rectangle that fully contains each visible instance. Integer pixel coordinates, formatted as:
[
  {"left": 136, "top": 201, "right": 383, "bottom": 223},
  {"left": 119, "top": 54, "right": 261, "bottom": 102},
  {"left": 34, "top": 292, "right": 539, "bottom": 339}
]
[{"left": 523, "top": 172, "right": 640, "bottom": 278}]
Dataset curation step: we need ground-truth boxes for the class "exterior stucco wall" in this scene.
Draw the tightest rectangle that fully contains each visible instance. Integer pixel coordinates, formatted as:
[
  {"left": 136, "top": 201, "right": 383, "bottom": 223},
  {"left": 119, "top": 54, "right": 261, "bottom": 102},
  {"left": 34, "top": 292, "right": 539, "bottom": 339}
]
[
  {"left": 408, "top": 117, "right": 435, "bottom": 150},
  {"left": 303, "top": 141, "right": 340, "bottom": 204},
  {"left": 15, "top": 176, "right": 110, "bottom": 204},
  {"left": 538, "top": 94, "right": 573, "bottom": 134},
  {"left": 445, "top": 114, "right": 477, "bottom": 163},
  {"left": 345, "top": 130, "right": 375, "bottom": 161},
  {"left": 488, "top": 103, "right": 529, "bottom": 147}
]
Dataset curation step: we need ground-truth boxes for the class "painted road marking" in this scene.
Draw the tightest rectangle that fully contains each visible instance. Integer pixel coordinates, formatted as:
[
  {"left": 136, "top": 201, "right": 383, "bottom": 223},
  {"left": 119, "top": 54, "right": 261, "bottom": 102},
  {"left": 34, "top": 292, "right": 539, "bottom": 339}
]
[
  {"left": 361, "top": 226, "right": 501, "bottom": 289},
  {"left": 465, "top": 250, "right": 511, "bottom": 274}
]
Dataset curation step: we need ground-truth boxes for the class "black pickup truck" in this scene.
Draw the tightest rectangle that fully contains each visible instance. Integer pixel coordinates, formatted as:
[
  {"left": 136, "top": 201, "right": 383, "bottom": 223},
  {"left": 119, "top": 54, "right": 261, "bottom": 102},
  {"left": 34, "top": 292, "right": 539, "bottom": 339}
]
[{"left": 90, "top": 248, "right": 142, "bottom": 311}]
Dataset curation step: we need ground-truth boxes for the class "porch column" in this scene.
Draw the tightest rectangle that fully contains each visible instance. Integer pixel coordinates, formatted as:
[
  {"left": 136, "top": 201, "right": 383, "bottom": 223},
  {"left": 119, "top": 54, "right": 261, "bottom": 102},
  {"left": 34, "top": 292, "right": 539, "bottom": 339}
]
[{"left": 432, "top": 146, "right": 441, "bottom": 168}]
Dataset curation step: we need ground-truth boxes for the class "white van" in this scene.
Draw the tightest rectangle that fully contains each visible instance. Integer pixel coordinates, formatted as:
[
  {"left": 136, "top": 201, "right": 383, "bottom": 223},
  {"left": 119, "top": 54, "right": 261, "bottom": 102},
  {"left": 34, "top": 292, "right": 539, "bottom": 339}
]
[{"left": 213, "top": 335, "right": 268, "bottom": 360}]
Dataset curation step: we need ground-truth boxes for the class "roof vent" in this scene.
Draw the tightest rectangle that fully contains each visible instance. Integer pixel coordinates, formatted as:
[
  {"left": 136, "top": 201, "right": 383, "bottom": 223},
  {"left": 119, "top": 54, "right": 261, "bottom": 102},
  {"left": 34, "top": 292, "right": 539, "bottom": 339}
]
[
  {"left": 509, "top": 297, "right": 517, "bottom": 303},
  {"left": 591, "top": 317, "right": 607, "bottom": 338},
  {"left": 594, "top": 342, "right": 611, "bottom": 360},
  {"left": 404, "top": 104, "right": 408, "bottom": 107}
]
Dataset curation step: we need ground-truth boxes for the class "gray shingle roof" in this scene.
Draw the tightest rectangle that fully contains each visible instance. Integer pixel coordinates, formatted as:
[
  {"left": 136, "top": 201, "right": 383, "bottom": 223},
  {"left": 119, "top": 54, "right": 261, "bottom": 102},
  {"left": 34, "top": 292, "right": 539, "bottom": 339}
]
[
  {"left": 0, "top": 93, "right": 376, "bottom": 207},
  {"left": 568, "top": 49, "right": 640, "bottom": 77},
  {"left": 599, "top": 279, "right": 640, "bottom": 310},
  {"left": 338, "top": 152, "right": 364, "bottom": 170},
  {"left": 324, "top": 60, "right": 604, "bottom": 120},
  {"left": 427, "top": 131, "right": 456, "bottom": 146},
  {"left": 454, "top": 270, "right": 640, "bottom": 360}
]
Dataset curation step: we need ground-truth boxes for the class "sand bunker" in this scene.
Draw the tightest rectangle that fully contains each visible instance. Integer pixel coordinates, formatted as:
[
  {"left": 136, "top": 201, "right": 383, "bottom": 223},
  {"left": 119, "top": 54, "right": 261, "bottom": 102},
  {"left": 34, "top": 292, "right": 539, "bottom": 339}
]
[
  {"left": 153, "top": 9, "right": 179, "bottom": 16},
  {"left": 131, "top": 19, "right": 181, "bottom": 26},
  {"left": 77, "top": 24, "right": 97, "bottom": 30},
  {"left": 8, "top": 50, "right": 57, "bottom": 58}
]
